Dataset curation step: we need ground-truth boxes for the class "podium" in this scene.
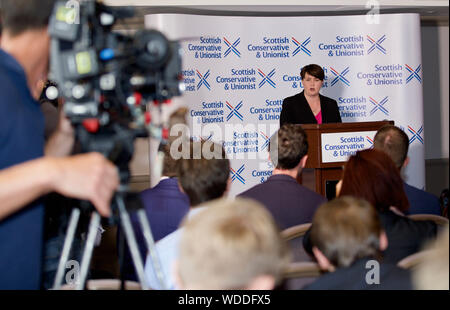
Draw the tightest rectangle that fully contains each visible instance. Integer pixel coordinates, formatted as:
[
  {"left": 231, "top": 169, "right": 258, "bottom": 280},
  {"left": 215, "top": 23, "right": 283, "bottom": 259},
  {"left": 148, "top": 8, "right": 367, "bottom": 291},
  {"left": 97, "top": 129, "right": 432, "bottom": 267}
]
[{"left": 299, "top": 121, "right": 394, "bottom": 198}]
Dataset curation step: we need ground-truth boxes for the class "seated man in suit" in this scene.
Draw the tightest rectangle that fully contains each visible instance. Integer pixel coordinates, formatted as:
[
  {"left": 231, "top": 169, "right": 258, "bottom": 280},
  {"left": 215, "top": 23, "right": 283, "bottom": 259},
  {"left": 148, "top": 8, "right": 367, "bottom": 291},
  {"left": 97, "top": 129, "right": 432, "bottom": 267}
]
[
  {"left": 304, "top": 196, "right": 412, "bottom": 290},
  {"left": 373, "top": 125, "right": 441, "bottom": 215},
  {"left": 119, "top": 143, "right": 190, "bottom": 281},
  {"left": 144, "top": 140, "right": 230, "bottom": 289},
  {"left": 174, "top": 198, "right": 291, "bottom": 290},
  {"left": 239, "top": 124, "right": 326, "bottom": 230}
]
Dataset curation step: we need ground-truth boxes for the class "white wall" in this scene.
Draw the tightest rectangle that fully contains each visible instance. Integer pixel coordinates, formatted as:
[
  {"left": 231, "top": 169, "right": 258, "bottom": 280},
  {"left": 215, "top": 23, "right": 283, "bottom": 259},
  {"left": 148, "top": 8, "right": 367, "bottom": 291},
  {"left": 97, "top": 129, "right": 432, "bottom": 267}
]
[{"left": 421, "top": 22, "right": 449, "bottom": 159}]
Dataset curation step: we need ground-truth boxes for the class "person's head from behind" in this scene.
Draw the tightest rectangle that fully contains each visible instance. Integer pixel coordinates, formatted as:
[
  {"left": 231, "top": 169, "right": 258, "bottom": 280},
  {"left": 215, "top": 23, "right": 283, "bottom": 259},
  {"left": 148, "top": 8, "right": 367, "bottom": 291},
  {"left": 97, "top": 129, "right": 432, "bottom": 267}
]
[
  {"left": 0, "top": 0, "right": 57, "bottom": 99},
  {"left": 176, "top": 140, "right": 230, "bottom": 207},
  {"left": 269, "top": 124, "right": 308, "bottom": 176},
  {"left": 338, "top": 149, "right": 409, "bottom": 213},
  {"left": 175, "top": 198, "right": 291, "bottom": 289},
  {"left": 310, "top": 196, "right": 388, "bottom": 272},
  {"left": 373, "top": 125, "right": 410, "bottom": 170},
  {"left": 0, "top": 0, "right": 55, "bottom": 36}
]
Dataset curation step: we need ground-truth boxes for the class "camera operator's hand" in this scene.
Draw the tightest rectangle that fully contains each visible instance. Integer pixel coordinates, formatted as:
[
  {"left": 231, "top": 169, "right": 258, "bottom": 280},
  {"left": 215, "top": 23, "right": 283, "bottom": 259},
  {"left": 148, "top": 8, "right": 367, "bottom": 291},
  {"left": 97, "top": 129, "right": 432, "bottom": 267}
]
[
  {"left": 50, "top": 153, "right": 119, "bottom": 217},
  {"left": 45, "top": 109, "right": 75, "bottom": 157}
]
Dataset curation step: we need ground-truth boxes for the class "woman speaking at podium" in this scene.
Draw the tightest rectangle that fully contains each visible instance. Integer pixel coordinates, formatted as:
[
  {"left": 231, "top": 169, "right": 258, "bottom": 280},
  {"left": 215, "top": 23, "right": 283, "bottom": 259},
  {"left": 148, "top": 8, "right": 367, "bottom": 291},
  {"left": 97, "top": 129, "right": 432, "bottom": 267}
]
[{"left": 280, "top": 64, "right": 342, "bottom": 126}]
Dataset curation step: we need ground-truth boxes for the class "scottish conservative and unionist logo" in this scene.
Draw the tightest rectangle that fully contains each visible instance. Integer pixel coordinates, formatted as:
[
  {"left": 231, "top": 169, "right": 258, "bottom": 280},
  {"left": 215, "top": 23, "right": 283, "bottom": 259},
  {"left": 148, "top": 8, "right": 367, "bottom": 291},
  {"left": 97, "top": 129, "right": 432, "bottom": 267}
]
[
  {"left": 216, "top": 68, "right": 257, "bottom": 91},
  {"left": 250, "top": 98, "right": 282, "bottom": 121},
  {"left": 357, "top": 64, "right": 402, "bottom": 86},
  {"left": 338, "top": 96, "right": 367, "bottom": 119},
  {"left": 291, "top": 36, "right": 311, "bottom": 57},
  {"left": 182, "top": 69, "right": 196, "bottom": 92},
  {"left": 187, "top": 37, "right": 222, "bottom": 59},
  {"left": 226, "top": 101, "right": 244, "bottom": 122},
  {"left": 366, "top": 136, "right": 374, "bottom": 148},
  {"left": 258, "top": 69, "right": 276, "bottom": 89},
  {"left": 366, "top": 35, "right": 387, "bottom": 55},
  {"left": 330, "top": 67, "right": 351, "bottom": 87},
  {"left": 318, "top": 35, "right": 364, "bottom": 57},
  {"left": 405, "top": 64, "right": 422, "bottom": 84},
  {"left": 247, "top": 37, "right": 289, "bottom": 59},
  {"left": 230, "top": 165, "right": 246, "bottom": 184},
  {"left": 369, "top": 96, "right": 389, "bottom": 116},
  {"left": 259, "top": 131, "right": 271, "bottom": 151},
  {"left": 190, "top": 100, "right": 225, "bottom": 124},
  {"left": 407, "top": 125, "right": 424, "bottom": 145},
  {"left": 196, "top": 69, "right": 211, "bottom": 91},
  {"left": 223, "top": 37, "right": 241, "bottom": 58}
]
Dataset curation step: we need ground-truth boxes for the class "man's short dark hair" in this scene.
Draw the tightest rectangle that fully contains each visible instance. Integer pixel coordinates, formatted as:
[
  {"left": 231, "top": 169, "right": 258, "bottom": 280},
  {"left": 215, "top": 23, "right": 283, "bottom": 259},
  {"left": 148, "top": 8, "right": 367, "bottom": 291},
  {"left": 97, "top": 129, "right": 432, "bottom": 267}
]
[
  {"left": 176, "top": 140, "right": 230, "bottom": 207},
  {"left": 269, "top": 124, "right": 308, "bottom": 170},
  {"left": 300, "top": 64, "right": 325, "bottom": 81},
  {"left": 0, "top": 0, "right": 56, "bottom": 36},
  {"left": 373, "top": 125, "right": 409, "bottom": 170},
  {"left": 310, "top": 196, "right": 382, "bottom": 268}
]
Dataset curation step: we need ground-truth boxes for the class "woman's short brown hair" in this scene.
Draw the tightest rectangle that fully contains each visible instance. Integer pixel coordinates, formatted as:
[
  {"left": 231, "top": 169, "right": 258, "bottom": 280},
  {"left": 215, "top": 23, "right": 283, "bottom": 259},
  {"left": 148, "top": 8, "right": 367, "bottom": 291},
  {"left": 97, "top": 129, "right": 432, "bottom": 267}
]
[
  {"left": 300, "top": 64, "right": 325, "bottom": 81},
  {"left": 339, "top": 149, "right": 410, "bottom": 213}
]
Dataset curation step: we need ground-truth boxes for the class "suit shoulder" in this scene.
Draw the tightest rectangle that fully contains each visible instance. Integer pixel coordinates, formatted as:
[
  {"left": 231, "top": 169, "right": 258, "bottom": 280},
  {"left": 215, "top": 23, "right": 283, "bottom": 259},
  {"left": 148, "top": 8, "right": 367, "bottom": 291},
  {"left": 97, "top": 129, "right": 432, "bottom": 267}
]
[
  {"left": 283, "top": 92, "right": 303, "bottom": 105},
  {"left": 297, "top": 185, "right": 327, "bottom": 201}
]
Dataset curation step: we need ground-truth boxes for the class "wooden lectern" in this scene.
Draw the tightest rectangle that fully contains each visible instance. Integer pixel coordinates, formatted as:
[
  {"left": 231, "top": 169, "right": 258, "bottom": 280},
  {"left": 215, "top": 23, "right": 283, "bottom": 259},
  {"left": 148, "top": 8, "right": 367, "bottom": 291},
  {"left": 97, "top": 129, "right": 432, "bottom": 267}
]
[{"left": 299, "top": 121, "right": 394, "bottom": 198}]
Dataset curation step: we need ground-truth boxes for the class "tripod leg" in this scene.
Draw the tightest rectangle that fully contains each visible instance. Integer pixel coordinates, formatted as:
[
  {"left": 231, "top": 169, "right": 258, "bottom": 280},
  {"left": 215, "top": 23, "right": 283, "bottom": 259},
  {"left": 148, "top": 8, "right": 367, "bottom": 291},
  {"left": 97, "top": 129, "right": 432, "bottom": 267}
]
[
  {"left": 75, "top": 211, "right": 101, "bottom": 290},
  {"left": 52, "top": 208, "right": 80, "bottom": 290},
  {"left": 116, "top": 195, "right": 149, "bottom": 290},
  {"left": 137, "top": 209, "right": 167, "bottom": 289}
]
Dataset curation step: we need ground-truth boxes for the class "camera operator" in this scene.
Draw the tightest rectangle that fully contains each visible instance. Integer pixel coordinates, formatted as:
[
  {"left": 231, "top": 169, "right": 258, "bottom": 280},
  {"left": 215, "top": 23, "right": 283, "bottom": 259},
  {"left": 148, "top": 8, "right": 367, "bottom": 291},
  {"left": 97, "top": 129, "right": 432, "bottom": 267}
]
[{"left": 0, "top": 0, "right": 119, "bottom": 289}]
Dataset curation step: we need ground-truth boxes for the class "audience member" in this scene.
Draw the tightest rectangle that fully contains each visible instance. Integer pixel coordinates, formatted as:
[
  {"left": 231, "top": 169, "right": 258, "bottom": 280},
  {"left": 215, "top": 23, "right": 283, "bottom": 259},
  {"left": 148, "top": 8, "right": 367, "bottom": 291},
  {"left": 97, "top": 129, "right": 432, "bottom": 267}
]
[
  {"left": 374, "top": 125, "right": 441, "bottom": 215},
  {"left": 412, "top": 225, "right": 449, "bottom": 290},
  {"left": 0, "top": 0, "right": 118, "bottom": 289},
  {"left": 119, "top": 142, "right": 190, "bottom": 281},
  {"left": 239, "top": 124, "right": 326, "bottom": 230},
  {"left": 175, "top": 198, "right": 291, "bottom": 290},
  {"left": 304, "top": 149, "right": 437, "bottom": 264},
  {"left": 304, "top": 196, "right": 413, "bottom": 290},
  {"left": 144, "top": 140, "right": 230, "bottom": 289}
]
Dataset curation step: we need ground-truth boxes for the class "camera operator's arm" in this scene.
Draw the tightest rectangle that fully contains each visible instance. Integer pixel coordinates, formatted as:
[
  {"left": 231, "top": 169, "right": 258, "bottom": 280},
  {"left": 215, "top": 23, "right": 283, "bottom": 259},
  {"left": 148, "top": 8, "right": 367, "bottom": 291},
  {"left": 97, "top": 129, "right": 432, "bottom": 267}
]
[
  {"left": 45, "top": 110, "right": 75, "bottom": 157},
  {"left": 0, "top": 153, "right": 119, "bottom": 221}
]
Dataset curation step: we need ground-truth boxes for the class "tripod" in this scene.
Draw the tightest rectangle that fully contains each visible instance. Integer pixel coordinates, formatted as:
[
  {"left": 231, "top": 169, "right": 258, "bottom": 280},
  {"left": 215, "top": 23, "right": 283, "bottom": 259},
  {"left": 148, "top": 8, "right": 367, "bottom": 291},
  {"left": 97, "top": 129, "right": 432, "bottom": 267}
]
[
  {"left": 52, "top": 124, "right": 167, "bottom": 290},
  {"left": 52, "top": 189, "right": 167, "bottom": 290}
]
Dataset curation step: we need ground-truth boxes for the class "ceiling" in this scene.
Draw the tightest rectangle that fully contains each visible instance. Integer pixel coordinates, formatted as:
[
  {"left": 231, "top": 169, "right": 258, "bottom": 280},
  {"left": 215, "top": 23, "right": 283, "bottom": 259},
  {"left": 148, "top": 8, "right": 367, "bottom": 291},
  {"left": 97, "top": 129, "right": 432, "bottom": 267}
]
[{"left": 101, "top": 0, "right": 449, "bottom": 28}]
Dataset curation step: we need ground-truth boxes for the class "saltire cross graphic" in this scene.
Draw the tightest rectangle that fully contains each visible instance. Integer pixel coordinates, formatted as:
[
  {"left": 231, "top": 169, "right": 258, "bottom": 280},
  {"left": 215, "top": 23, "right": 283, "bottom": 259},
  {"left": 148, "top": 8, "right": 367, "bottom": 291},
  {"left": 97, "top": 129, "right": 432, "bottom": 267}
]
[
  {"left": 369, "top": 96, "right": 389, "bottom": 116},
  {"left": 223, "top": 37, "right": 241, "bottom": 58},
  {"left": 258, "top": 68, "right": 276, "bottom": 88},
  {"left": 405, "top": 64, "right": 422, "bottom": 84},
  {"left": 292, "top": 36, "right": 311, "bottom": 57},
  {"left": 196, "top": 69, "right": 211, "bottom": 90},
  {"left": 260, "top": 131, "right": 270, "bottom": 151},
  {"left": 367, "top": 35, "right": 387, "bottom": 54},
  {"left": 366, "top": 136, "right": 374, "bottom": 148},
  {"left": 230, "top": 165, "right": 245, "bottom": 184},
  {"left": 408, "top": 126, "right": 424, "bottom": 144},
  {"left": 226, "top": 101, "right": 244, "bottom": 121},
  {"left": 201, "top": 133, "right": 213, "bottom": 142},
  {"left": 330, "top": 67, "right": 350, "bottom": 87}
]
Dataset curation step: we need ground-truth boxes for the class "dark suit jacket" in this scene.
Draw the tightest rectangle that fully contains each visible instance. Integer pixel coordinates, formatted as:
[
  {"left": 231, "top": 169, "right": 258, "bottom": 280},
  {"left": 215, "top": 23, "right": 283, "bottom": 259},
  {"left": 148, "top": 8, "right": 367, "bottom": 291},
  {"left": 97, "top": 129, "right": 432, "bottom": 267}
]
[
  {"left": 404, "top": 182, "right": 441, "bottom": 215},
  {"left": 238, "top": 174, "right": 327, "bottom": 230},
  {"left": 303, "top": 209, "right": 437, "bottom": 264},
  {"left": 280, "top": 91, "right": 342, "bottom": 126},
  {"left": 119, "top": 177, "right": 190, "bottom": 280},
  {"left": 304, "top": 258, "right": 413, "bottom": 290}
]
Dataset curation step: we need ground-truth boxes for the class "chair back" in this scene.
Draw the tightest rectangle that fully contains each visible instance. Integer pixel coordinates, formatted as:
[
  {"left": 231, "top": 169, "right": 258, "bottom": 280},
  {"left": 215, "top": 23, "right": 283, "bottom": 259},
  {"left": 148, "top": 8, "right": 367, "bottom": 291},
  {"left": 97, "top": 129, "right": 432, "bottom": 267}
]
[
  {"left": 397, "top": 250, "right": 434, "bottom": 270},
  {"left": 408, "top": 214, "right": 449, "bottom": 227},
  {"left": 281, "top": 223, "right": 312, "bottom": 240}
]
